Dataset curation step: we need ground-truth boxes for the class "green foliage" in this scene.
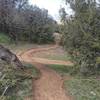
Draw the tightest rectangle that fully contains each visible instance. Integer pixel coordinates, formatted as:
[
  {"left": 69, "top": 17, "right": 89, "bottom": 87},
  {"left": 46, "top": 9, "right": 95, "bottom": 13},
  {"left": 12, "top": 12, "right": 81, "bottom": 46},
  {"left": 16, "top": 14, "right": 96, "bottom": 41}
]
[
  {"left": 65, "top": 79, "right": 100, "bottom": 100},
  {"left": 0, "top": 0, "right": 57, "bottom": 44},
  {"left": 0, "top": 33, "right": 10, "bottom": 43},
  {"left": 23, "top": 62, "right": 39, "bottom": 77},
  {"left": 60, "top": 0, "right": 100, "bottom": 75},
  {"left": 47, "top": 60, "right": 100, "bottom": 100},
  {"left": 0, "top": 61, "right": 39, "bottom": 100},
  {"left": 96, "top": 57, "right": 100, "bottom": 64},
  {"left": 24, "top": 6, "right": 56, "bottom": 43},
  {"left": 47, "top": 64, "right": 75, "bottom": 76}
]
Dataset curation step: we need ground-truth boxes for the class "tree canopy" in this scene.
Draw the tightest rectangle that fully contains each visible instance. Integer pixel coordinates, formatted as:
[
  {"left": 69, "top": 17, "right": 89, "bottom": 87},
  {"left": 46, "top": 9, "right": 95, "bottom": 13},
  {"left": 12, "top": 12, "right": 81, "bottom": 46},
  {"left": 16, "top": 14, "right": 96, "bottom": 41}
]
[
  {"left": 60, "top": 0, "right": 100, "bottom": 75},
  {"left": 0, "top": 0, "right": 57, "bottom": 43}
]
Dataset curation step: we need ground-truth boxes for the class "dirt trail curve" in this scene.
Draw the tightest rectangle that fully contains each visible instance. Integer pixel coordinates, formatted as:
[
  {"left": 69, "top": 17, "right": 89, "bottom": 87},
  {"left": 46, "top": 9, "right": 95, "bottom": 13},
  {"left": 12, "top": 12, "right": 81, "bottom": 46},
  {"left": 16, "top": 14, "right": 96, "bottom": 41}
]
[{"left": 18, "top": 45, "right": 73, "bottom": 100}]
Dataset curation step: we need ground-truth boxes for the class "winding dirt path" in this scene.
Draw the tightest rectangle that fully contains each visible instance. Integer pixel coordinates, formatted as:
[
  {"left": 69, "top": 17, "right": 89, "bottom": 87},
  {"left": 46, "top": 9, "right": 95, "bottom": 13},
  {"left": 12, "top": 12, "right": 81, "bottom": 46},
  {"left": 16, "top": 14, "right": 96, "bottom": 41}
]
[{"left": 18, "top": 45, "right": 73, "bottom": 100}]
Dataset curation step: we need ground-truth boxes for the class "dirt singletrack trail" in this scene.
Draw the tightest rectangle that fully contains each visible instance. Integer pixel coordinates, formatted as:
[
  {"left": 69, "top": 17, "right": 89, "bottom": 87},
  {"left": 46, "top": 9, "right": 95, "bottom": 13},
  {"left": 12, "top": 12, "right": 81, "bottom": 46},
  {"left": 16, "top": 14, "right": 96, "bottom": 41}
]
[{"left": 18, "top": 45, "right": 73, "bottom": 100}]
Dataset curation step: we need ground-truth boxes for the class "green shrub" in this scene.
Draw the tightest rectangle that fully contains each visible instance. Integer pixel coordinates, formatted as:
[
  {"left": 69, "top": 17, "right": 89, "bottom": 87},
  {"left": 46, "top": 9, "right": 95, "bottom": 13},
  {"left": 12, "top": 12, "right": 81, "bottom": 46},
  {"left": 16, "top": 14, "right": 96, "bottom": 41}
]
[
  {"left": 0, "top": 61, "right": 39, "bottom": 100},
  {"left": 0, "top": 33, "right": 10, "bottom": 43},
  {"left": 65, "top": 79, "right": 100, "bottom": 100},
  {"left": 61, "top": 0, "right": 100, "bottom": 75},
  {"left": 47, "top": 64, "right": 76, "bottom": 76}
]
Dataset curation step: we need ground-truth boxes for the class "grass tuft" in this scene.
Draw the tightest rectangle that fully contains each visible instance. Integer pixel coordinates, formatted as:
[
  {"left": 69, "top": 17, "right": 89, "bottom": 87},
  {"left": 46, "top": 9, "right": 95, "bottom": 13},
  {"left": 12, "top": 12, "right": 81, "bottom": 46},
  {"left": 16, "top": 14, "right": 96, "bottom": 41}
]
[
  {"left": 47, "top": 64, "right": 100, "bottom": 100},
  {"left": 0, "top": 33, "right": 10, "bottom": 43},
  {"left": 65, "top": 79, "right": 100, "bottom": 100}
]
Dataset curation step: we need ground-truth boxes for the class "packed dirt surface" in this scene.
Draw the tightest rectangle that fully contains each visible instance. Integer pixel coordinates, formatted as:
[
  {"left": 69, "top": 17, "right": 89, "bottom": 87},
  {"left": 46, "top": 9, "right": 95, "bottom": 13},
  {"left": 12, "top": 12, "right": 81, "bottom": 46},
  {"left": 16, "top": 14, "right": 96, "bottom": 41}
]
[
  {"left": 18, "top": 45, "right": 72, "bottom": 100},
  {"left": 32, "top": 46, "right": 73, "bottom": 64},
  {"left": 19, "top": 45, "right": 73, "bottom": 66},
  {"left": 31, "top": 57, "right": 73, "bottom": 66}
]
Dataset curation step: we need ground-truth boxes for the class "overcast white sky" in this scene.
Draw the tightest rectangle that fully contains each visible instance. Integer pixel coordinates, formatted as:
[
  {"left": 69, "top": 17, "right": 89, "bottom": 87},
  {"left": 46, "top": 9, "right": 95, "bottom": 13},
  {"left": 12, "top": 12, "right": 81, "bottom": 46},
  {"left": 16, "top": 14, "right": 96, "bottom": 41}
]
[{"left": 29, "top": 0, "right": 73, "bottom": 21}]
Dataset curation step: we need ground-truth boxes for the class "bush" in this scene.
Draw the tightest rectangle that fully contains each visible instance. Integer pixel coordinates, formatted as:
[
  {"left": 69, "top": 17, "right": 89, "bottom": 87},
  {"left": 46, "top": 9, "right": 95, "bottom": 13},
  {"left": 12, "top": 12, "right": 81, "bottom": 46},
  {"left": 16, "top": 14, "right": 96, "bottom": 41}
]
[
  {"left": 60, "top": 0, "right": 100, "bottom": 75},
  {"left": 65, "top": 79, "right": 100, "bottom": 100},
  {"left": 0, "top": 33, "right": 10, "bottom": 43},
  {"left": 0, "top": 61, "right": 39, "bottom": 100}
]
